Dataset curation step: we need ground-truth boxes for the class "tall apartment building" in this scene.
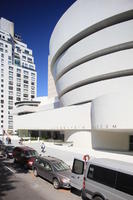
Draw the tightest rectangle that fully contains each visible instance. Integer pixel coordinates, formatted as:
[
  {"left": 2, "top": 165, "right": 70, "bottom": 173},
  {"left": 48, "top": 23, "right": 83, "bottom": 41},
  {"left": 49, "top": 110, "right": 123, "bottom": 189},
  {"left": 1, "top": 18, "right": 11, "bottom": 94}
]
[{"left": 0, "top": 18, "right": 37, "bottom": 134}]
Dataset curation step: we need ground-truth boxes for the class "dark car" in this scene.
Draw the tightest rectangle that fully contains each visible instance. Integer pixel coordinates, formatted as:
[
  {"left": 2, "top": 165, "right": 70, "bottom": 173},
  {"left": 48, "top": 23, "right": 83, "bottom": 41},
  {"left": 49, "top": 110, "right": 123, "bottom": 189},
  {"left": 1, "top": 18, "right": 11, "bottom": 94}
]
[
  {"left": 2, "top": 145, "right": 14, "bottom": 158},
  {"left": 0, "top": 140, "right": 4, "bottom": 150},
  {"left": 32, "top": 156, "right": 71, "bottom": 189},
  {"left": 13, "top": 146, "right": 38, "bottom": 169}
]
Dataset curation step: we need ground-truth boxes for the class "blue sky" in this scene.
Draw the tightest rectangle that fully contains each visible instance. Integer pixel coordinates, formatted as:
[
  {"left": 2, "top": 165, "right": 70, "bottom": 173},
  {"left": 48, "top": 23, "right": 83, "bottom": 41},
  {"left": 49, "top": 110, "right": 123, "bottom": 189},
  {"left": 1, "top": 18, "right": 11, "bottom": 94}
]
[{"left": 0, "top": 0, "right": 76, "bottom": 97}]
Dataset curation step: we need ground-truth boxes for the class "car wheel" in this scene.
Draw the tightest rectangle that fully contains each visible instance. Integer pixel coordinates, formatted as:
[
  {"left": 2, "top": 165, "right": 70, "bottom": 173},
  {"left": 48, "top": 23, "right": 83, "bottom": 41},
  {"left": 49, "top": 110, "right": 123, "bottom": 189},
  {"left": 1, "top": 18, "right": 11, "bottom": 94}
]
[
  {"left": 33, "top": 168, "right": 38, "bottom": 177},
  {"left": 53, "top": 178, "right": 60, "bottom": 189},
  {"left": 81, "top": 190, "right": 87, "bottom": 200},
  {"left": 70, "top": 186, "right": 74, "bottom": 193},
  {"left": 4, "top": 154, "right": 8, "bottom": 159},
  {"left": 93, "top": 196, "right": 104, "bottom": 200},
  {"left": 14, "top": 158, "right": 17, "bottom": 163},
  {"left": 24, "top": 164, "right": 28, "bottom": 170}
]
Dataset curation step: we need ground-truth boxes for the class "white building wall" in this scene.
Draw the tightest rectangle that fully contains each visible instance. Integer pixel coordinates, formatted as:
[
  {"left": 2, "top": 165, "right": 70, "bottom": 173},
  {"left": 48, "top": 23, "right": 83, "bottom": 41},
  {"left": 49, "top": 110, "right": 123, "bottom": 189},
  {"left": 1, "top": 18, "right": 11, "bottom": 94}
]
[
  {"left": 49, "top": 0, "right": 133, "bottom": 150},
  {"left": 48, "top": 56, "right": 57, "bottom": 98},
  {"left": 14, "top": 103, "right": 91, "bottom": 131}
]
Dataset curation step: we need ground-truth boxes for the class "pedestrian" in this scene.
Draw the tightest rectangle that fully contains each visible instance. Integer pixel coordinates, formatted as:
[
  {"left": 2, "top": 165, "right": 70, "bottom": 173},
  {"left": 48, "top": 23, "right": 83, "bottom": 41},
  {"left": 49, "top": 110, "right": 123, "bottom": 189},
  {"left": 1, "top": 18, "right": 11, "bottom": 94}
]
[
  {"left": 41, "top": 142, "right": 45, "bottom": 153},
  {"left": 6, "top": 137, "right": 8, "bottom": 144},
  {"left": 19, "top": 138, "right": 23, "bottom": 145}
]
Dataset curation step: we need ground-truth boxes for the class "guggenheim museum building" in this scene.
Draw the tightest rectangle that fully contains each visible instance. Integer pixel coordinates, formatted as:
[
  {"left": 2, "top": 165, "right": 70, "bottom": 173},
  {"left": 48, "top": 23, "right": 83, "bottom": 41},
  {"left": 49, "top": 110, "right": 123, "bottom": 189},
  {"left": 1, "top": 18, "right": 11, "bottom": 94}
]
[{"left": 14, "top": 0, "right": 133, "bottom": 153}]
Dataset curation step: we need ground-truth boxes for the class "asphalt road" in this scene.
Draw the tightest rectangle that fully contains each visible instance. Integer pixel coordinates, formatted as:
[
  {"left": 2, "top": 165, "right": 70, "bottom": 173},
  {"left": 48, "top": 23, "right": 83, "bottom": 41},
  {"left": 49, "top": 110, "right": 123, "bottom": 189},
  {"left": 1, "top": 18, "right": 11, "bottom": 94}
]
[{"left": 0, "top": 158, "right": 81, "bottom": 200}]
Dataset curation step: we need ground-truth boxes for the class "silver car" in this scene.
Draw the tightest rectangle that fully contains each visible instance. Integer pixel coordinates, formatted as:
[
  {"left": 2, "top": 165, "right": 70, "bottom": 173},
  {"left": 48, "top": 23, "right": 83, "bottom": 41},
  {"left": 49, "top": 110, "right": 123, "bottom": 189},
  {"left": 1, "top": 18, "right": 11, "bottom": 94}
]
[{"left": 32, "top": 156, "right": 71, "bottom": 189}]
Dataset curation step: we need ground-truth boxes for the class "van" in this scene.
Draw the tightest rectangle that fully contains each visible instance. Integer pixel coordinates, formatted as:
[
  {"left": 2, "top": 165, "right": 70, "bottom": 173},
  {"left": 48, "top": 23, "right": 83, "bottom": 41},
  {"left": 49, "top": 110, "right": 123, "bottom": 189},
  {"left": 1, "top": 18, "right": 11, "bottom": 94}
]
[
  {"left": 82, "top": 158, "right": 133, "bottom": 200},
  {"left": 71, "top": 155, "right": 90, "bottom": 191}
]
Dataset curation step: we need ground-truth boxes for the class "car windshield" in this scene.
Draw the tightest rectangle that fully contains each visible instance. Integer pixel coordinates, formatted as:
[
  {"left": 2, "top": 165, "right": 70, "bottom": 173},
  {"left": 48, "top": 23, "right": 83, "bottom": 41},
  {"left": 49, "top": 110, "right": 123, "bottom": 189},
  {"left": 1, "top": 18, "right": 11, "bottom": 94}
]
[
  {"left": 6, "top": 146, "right": 14, "bottom": 151},
  {"left": 53, "top": 161, "right": 70, "bottom": 171},
  {"left": 25, "top": 150, "right": 38, "bottom": 157}
]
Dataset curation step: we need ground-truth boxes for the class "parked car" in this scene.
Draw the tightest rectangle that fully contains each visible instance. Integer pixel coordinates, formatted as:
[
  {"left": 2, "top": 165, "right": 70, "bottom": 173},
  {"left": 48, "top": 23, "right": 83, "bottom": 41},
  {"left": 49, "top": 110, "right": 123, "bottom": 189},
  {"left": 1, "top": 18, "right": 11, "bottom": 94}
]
[
  {"left": 13, "top": 146, "right": 38, "bottom": 169},
  {"left": 0, "top": 140, "right": 5, "bottom": 151},
  {"left": 1, "top": 145, "right": 14, "bottom": 158},
  {"left": 82, "top": 158, "right": 133, "bottom": 200},
  {"left": 32, "top": 156, "right": 71, "bottom": 189}
]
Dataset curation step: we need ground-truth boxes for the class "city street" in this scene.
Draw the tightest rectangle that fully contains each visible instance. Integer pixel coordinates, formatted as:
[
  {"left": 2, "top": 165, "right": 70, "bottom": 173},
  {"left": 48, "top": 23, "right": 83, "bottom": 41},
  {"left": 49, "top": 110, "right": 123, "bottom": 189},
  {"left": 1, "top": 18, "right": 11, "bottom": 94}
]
[{"left": 0, "top": 158, "right": 81, "bottom": 200}]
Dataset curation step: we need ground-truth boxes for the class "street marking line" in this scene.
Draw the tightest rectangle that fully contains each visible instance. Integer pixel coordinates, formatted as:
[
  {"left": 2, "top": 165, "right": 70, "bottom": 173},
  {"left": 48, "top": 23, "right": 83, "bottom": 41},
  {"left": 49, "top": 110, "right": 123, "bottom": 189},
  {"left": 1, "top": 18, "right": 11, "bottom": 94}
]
[{"left": 4, "top": 166, "right": 15, "bottom": 174}]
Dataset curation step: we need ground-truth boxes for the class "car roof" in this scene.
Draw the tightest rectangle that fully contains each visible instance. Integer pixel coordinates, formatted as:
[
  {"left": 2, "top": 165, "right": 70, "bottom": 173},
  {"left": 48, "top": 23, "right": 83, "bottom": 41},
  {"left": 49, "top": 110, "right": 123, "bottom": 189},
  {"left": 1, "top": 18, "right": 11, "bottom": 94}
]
[
  {"left": 40, "top": 156, "right": 63, "bottom": 163},
  {"left": 14, "top": 146, "right": 35, "bottom": 151},
  {"left": 89, "top": 158, "right": 133, "bottom": 175},
  {"left": 6, "top": 145, "right": 14, "bottom": 148}
]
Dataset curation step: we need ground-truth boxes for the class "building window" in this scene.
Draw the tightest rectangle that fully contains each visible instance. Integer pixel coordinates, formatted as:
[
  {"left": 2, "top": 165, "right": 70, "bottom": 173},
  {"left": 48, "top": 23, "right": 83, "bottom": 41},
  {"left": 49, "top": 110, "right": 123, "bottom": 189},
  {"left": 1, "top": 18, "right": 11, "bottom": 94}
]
[
  {"left": 24, "top": 75, "right": 28, "bottom": 79},
  {"left": 24, "top": 70, "right": 29, "bottom": 75},
  {"left": 24, "top": 80, "right": 28, "bottom": 84},
  {"left": 9, "top": 76, "right": 13, "bottom": 81},
  {"left": 29, "top": 64, "right": 34, "bottom": 69},
  {"left": 17, "top": 83, "right": 21, "bottom": 87},
  {"left": 1, "top": 53, "right": 4, "bottom": 58},
  {"left": 129, "top": 135, "right": 133, "bottom": 151},
  {"left": 8, "top": 106, "right": 13, "bottom": 110},
  {"left": 27, "top": 57, "right": 32, "bottom": 62},
  {"left": 16, "top": 97, "right": 21, "bottom": 101},
  {"left": 0, "top": 43, "right": 3, "bottom": 47},
  {"left": 9, "top": 86, "right": 13, "bottom": 90},
  {"left": 9, "top": 66, "right": 13, "bottom": 71},
  {"left": 8, "top": 96, "right": 13, "bottom": 100},
  {"left": 9, "top": 91, "right": 13, "bottom": 95},
  {"left": 23, "top": 94, "right": 28, "bottom": 97},
  {"left": 15, "top": 59, "right": 20, "bottom": 66},
  {"left": 31, "top": 95, "right": 35, "bottom": 99},
  {"left": 8, "top": 101, "right": 13, "bottom": 105},
  {"left": 17, "top": 68, "right": 21, "bottom": 73},
  {"left": 9, "top": 71, "right": 13, "bottom": 76},
  {"left": 22, "top": 55, "right": 26, "bottom": 60},
  {"left": 24, "top": 50, "right": 29, "bottom": 54},
  {"left": 17, "top": 88, "right": 21, "bottom": 91},
  {"left": 17, "top": 73, "right": 21, "bottom": 77},
  {"left": 1, "top": 100, "right": 4, "bottom": 104}
]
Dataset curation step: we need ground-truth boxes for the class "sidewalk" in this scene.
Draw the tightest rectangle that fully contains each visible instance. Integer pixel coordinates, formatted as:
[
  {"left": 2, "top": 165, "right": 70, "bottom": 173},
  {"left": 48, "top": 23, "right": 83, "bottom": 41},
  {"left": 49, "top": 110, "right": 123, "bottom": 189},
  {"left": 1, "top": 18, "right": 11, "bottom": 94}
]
[{"left": 7, "top": 137, "right": 133, "bottom": 168}]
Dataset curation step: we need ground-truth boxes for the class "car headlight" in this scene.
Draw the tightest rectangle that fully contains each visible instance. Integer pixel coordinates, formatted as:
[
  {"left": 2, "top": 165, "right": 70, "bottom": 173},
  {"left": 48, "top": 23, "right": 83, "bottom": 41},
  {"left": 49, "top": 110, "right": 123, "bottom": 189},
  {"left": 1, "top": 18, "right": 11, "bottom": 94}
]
[{"left": 61, "top": 177, "right": 70, "bottom": 183}]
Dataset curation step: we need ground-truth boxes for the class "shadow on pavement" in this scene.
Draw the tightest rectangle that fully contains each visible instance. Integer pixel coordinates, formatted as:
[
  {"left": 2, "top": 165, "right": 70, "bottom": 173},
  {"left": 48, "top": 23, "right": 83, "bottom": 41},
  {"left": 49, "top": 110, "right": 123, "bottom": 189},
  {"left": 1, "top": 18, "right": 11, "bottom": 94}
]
[
  {"left": 70, "top": 188, "right": 81, "bottom": 197},
  {"left": 0, "top": 158, "right": 18, "bottom": 200},
  {"left": 3, "top": 158, "right": 29, "bottom": 174}
]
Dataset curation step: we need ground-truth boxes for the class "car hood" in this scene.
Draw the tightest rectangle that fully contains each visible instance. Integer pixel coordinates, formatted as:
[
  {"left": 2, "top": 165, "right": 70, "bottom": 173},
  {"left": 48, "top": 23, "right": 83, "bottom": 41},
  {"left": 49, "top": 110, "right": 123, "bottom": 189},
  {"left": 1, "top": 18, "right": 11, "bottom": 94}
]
[{"left": 56, "top": 169, "right": 71, "bottom": 179}]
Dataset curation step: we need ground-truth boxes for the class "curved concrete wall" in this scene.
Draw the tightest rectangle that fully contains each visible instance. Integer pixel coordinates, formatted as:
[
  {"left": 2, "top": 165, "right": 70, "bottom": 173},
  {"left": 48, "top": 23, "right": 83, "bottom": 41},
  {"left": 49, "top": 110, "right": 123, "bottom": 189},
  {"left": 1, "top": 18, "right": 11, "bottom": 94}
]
[
  {"left": 50, "top": 0, "right": 133, "bottom": 60},
  {"left": 48, "top": 0, "right": 133, "bottom": 150},
  {"left": 50, "top": 0, "right": 133, "bottom": 107},
  {"left": 91, "top": 93, "right": 133, "bottom": 130}
]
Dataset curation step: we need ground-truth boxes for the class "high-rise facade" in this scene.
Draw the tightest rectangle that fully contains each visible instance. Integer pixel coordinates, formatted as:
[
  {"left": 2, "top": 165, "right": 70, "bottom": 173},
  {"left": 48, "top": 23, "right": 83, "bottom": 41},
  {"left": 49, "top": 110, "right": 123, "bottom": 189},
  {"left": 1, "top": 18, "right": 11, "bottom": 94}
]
[{"left": 0, "top": 18, "right": 37, "bottom": 133}]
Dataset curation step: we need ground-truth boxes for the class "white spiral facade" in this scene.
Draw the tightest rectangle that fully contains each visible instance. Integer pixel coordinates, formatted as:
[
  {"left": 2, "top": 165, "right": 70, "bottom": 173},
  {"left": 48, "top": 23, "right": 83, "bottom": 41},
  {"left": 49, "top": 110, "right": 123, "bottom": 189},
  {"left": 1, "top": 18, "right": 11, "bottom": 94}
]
[
  {"left": 50, "top": 0, "right": 133, "bottom": 106},
  {"left": 49, "top": 0, "right": 133, "bottom": 150}
]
